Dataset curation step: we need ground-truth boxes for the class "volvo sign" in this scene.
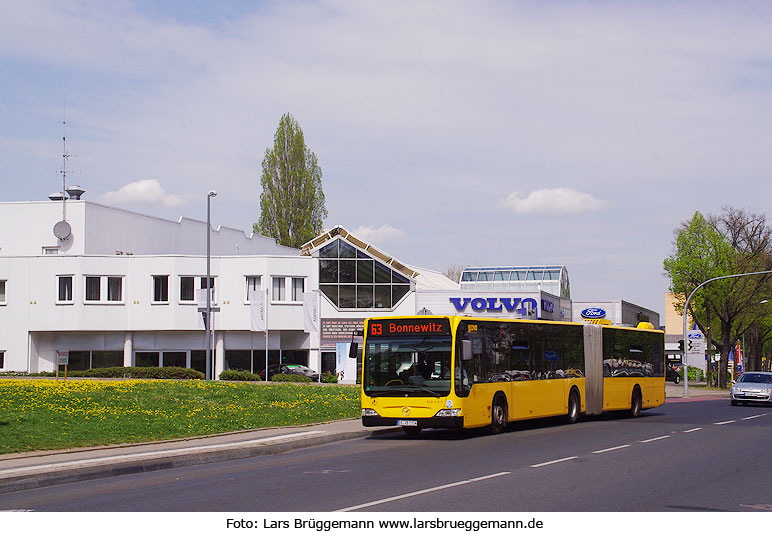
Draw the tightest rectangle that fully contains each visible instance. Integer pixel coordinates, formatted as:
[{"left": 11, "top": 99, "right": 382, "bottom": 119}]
[{"left": 448, "top": 297, "right": 538, "bottom": 316}]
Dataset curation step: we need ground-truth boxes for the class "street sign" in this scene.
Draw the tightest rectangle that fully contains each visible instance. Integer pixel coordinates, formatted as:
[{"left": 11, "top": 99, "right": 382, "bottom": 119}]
[
  {"left": 57, "top": 351, "right": 69, "bottom": 366},
  {"left": 687, "top": 333, "right": 706, "bottom": 355}
]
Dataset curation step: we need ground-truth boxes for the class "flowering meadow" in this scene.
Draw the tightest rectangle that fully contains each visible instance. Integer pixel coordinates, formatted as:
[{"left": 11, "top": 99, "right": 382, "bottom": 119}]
[{"left": 0, "top": 379, "right": 360, "bottom": 454}]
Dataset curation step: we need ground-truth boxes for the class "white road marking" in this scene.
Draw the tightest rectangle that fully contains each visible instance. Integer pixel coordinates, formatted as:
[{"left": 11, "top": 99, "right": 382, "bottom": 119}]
[
  {"left": 714, "top": 420, "right": 735, "bottom": 425},
  {"left": 0, "top": 431, "right": 326, "bottom": 479},
  {"left": 336, "top": 471, "right": 511, "bottom": 512},
  {"left": 638, "top": 435, "right": 670, "bottom": 443},
  {"left": 592, "top": 445, "right": 631, "bottom": 454},
  {"left": 741, "top": 414, "right": 765, "bottom": 421},
  {"left": 683, "top": 427, "right": 702, "bottom": 433},
  {"left": 530, "top": 456, "right": 578, "bottom": 468}
]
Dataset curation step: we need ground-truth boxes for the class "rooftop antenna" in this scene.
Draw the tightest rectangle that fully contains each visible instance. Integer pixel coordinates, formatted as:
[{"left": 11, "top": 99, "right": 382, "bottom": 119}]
[{"left": 53, "top": 105, "right": 74, "bottom": 240}]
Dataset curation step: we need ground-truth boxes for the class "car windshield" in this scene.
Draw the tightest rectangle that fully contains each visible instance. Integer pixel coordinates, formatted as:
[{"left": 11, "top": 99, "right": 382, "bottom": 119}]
[
  {"left": 737, "top": 373, "right": 772, "bottom": 384},
  {"left": 364, "top": 336, "right": 452, "bottom": 397}
]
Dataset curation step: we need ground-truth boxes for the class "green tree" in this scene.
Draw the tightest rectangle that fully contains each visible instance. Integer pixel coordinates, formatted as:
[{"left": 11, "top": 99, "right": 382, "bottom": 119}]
[
  {"left": 664, "top": 208, "right": 772, "bottom": 387},
  {"left": 255, "top": 114, "right": 327, "bottom": 248}
]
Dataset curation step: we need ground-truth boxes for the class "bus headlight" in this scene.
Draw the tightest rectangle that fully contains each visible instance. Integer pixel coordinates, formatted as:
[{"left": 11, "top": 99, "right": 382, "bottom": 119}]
[
  {"left": 434, "top": 409, "right": 461, "bottom": 417},
  {"left": 361, "top": 408, "right": 380, "bottom": 417}
]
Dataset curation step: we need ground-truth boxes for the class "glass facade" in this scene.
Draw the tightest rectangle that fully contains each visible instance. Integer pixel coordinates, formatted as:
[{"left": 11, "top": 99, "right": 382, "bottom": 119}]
[
  {"left": 318, "top": 239, "right": 411, "bottom": 309},
  {"left": 460, "top": 265, "right": 570, "bottom": 298}
]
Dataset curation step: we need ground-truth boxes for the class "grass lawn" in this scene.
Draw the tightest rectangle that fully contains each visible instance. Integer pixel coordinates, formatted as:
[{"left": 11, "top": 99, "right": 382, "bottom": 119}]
[{"left": 0, "top": 379, "right": 361, "bottom": 454}]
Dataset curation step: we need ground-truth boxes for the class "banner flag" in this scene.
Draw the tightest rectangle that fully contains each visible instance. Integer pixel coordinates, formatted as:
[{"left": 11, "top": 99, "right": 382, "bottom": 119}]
[
  {"left": 249, "top": 289, "right": 267, "bottom": 332},
  {"left": 303, "top": 292, "right": 320, "bottom": 333}
]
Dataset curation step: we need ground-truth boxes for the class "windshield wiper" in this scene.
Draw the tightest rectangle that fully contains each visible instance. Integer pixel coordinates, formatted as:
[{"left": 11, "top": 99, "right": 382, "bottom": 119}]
[{"left": 401, "top": 385, "right": 444, "bottom": 397}]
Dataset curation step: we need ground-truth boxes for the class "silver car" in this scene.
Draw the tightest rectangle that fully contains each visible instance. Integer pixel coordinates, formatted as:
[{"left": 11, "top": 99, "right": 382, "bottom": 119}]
[{"left": 730, "top": 372, "right": 772, "bottom": 406}]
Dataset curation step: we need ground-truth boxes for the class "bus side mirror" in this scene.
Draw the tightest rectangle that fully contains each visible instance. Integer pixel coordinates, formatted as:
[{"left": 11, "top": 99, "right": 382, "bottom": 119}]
[
  {"left": 349, "top": 330, "right": 363, "bottom": 359},
  {"left": 462, "top": 339, "right": 472, "bottom": 361}
]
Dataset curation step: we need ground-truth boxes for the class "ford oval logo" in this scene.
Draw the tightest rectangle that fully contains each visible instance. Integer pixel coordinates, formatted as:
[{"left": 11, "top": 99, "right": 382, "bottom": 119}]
[{"left": 581, "top": 308, "right": 606, "bottom": 319}]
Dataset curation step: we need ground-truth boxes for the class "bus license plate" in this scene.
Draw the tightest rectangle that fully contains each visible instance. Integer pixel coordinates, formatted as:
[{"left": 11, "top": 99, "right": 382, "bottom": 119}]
[{"left": 397, "top": 420, "right": 418, "bottom": 427}]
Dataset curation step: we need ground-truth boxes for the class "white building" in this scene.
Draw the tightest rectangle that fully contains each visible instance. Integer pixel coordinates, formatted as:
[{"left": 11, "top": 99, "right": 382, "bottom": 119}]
[{"left": 0, "top": 200, "right": 456, "bottom": 381}]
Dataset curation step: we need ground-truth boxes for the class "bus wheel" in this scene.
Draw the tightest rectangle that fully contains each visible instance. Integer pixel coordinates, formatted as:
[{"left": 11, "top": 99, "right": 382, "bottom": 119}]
[
  {"left": 629, "top": 389, "right": 642, "bottom": 418},
  {"left": 402, "top": 426, "right": 422, "bottom": 437},
  {"left": 489, "top": 398, "right": 507, "bottom": 435},
  {"left": 566, "top": 391, "right": 580, "bottom": 424}
]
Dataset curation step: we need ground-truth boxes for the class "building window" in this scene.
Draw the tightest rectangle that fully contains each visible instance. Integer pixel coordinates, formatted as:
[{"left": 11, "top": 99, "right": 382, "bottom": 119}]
[
  {"left": 135, "top": 351, "right": 160, "bottom": 367},
  {"left": 83, "top": 276, "right": 123, "bottom": 303},
  {"left": 107, "top": 277, "right": 123, "bottom": 302},
  {"left": 0, "top": 280, "right": 6, "bottom": 304},
  {"left": 271, "top": 277, "right": 305, "bottom": 302},
  {"left": 180, "top": 276, "right": 195, "bottom": 302},
  {"left": 153, "top": 275, "right": 169, "bottom": 303},
  {"left": 0, "top": 350, "right": 4, "bottom": 369},
  {"left": 272, "top": 277, "right": 286, "bottom": 301},
  {"left": 58, "top": 276, "right": 73, "bottom": 302},
  {"left": 43, "top": 246, "right": 59, "bottom": 255},
  {"left": 317, "top": 238, "right": 411, "bottom": 309},
  {"left": 199, "top": 277, "right": 215, "bottom": 302},
  {"left": 291, "top": 277, "right": 305, "bottom": 301},
  {"left": 246, "top": 276, "right": 261, "bottom": 302},
  {"left": 85, "top": 276, "right": 101, "bottom": 302}
]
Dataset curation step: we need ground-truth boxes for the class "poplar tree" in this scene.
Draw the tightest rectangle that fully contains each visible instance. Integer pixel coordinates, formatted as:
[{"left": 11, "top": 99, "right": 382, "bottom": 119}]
[{"left": 255, "top": 114, "right": 327, "bottom": 248}]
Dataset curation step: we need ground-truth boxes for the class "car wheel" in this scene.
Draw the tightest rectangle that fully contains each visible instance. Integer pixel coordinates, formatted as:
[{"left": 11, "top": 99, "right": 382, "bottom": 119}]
[{"left": 730, "top": 399, "right": 738, "bottom": 406}]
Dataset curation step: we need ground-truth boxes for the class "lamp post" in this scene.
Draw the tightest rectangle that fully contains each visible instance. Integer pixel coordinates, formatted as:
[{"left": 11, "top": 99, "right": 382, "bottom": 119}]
[
  {"left": 682, "top": 270, "right": 772, "bottom": 395},
  {"left": 206, "top": 190, "right": 217, "bottom": 381}
]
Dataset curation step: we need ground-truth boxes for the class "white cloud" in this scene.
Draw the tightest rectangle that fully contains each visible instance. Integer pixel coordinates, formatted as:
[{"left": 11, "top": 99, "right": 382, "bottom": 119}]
[
  {"left": 351, "top": 224, "right": 406, "bottom": 244},
  {"left": 98, "top": 179, "right": 188, "bottom": 207},
  {"left": 500, "top": 188, "right": 608, "bottom": 215}
]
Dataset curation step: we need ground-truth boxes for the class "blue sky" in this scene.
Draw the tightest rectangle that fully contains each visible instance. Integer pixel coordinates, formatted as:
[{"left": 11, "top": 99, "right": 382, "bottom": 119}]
[{"left": 2, "top": 0, "right": 772, "bottom": 318}]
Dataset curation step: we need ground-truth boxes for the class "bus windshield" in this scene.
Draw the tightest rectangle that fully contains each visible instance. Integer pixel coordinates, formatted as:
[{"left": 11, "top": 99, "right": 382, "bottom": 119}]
[{"left": 364, "top": 336, "right": 452, "bottom": 397}]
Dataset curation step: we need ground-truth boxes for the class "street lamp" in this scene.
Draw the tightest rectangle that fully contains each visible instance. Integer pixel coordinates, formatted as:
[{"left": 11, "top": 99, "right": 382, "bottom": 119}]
[
  {"left": 206, "top": 190, "right": 217, "bottom": 381},
  {"left": 682, "top": 270, "right": 772, "bottom": 395}
]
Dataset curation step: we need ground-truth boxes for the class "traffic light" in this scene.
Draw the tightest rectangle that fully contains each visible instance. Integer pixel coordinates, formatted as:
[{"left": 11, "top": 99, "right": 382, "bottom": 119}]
[{"left": 678, "top": 340, "right": 684, "bottom": 351}]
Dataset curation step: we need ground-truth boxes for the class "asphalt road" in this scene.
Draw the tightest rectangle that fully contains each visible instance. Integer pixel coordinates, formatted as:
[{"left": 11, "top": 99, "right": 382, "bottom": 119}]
[{"left": 1, "top": 396, "right": 770, "bottom": 512}]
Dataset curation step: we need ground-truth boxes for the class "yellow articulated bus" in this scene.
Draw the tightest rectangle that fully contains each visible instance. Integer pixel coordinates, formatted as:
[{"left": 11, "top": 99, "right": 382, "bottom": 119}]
[{"left": 356, "top": 316, "right": 664, "bottom": 435}]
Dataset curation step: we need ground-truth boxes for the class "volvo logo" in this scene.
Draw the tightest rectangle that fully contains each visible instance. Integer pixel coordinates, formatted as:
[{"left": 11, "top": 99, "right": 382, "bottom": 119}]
[
  {"left": 581, "top": 308, "right": 606, "bottom": 319},
  {"left": 449, "top": 297, "right": 538, "bottom": 315}
]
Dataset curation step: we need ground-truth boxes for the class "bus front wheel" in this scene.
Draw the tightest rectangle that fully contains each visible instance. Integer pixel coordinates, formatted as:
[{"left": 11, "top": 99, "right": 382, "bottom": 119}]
[
  {"left": 489, "top": 398, "right": 507, "bottom": 435},
  {"left": 566, "top": 390, "right": 580, "bottom": 424},
  {"left": 629, "top": 389, "right": 642, "bottom": 418}
]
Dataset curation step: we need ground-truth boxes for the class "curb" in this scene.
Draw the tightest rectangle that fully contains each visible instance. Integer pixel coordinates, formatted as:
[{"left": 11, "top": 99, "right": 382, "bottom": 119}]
[{"left": 0, "top": 429, "right": 387, "bottom": 495}]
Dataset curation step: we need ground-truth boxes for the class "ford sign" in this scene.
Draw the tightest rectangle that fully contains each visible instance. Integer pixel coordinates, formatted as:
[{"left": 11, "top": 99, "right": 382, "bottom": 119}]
[{"left": 581, "top": 308, "right": 607, "bottom": 319}]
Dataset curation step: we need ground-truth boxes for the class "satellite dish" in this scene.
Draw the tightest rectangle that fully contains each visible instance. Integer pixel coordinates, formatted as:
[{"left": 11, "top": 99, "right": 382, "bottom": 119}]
[{"left": 53, "top": 220, "right": 72, "bottom": 240}]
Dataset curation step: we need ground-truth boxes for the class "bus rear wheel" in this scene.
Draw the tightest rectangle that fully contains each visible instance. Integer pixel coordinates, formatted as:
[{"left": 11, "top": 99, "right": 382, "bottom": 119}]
[{"left": 488, "top": 398, "right": 507, "bottom": 435}]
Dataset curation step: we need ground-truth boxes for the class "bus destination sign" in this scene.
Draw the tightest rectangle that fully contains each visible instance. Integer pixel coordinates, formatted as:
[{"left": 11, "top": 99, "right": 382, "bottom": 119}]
[{"left": 369, "top": 318, "right": 451, "bottom": 337}]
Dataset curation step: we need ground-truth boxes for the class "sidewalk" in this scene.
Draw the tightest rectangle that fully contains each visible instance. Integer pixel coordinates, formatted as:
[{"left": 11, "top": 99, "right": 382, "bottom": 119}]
[
  {"left": 665, "top": 381, "right": 730, "bottom": 399},
  {"left": 0, "top": 383, "right": 731, "bottom": 496},
  {"left": 0, "top": 419, "right": 398, "bottom": 495}
]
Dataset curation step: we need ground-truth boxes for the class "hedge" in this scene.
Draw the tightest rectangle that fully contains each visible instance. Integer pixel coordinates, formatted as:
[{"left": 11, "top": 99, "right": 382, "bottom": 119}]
[
  {"left": 219, "top": 370, "right": 262, "bottom": 381},
  {"left": 321, "top": 372, "right": 338, "bottom": 384},
  {"left": 36, "top": 366, "right": 205, "bottom": 380}
]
